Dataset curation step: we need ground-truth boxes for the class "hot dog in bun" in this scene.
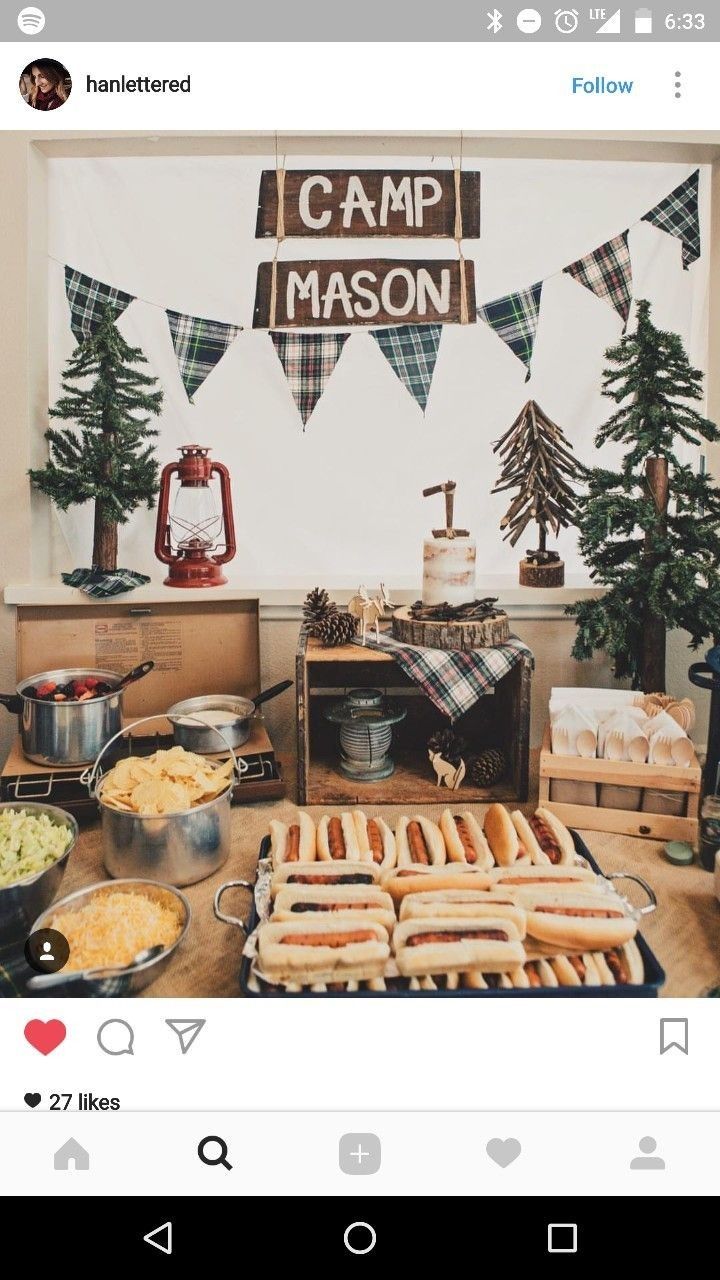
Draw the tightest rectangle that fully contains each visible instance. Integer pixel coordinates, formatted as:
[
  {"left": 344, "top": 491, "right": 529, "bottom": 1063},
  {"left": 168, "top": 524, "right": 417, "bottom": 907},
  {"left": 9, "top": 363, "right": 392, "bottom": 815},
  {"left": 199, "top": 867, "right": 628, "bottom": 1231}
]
[
  {"left": 511, "top": 808, "right": 576, "bottom": 866},
  {"left": 273, "top": 884, "right": 396, "bottom": 932},
  {"left": 317, "top": 813, "right": 361, "bottom": 861},
  {"left": 440, "top": 810, "right": 494, "bottom": 868},
  {"left": 483, "top": 803, "right": 531, "bottom": 866},
  {"left": 271, "top": 861, "right": 381, "bottom": 897},
  {"left": 523, "top": 891, "right": 636, "bottom": 952},
  {"left": 381, "top": 864, "right": 492, "bottom": 905},
  {"left": 396, "top": 815, "right": 447, "bottom": 867},
  {"left": 352, "top": 811, "right": 397, "bottom": 868},
  {"left": 399, "top": 890, "right": 527, "bottom": 938},
  {"left": 269, "top": 813, "right": 316, "bottom": 867},
  {"left": 257, "top": 916, "right": 390, "bottom": 984},
  {"left": 491, "top": 864, "right": 597, "bottom": 889},
  {"left": 394, "top": 916, "right": 525, "bottom": 976}
]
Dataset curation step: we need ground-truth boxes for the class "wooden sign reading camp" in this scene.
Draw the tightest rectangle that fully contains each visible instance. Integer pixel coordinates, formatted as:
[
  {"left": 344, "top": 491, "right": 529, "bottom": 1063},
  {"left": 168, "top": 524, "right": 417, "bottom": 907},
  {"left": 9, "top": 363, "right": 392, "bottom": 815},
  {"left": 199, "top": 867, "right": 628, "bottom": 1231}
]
[
  {"left": 253, "top": 258, "right": 477, "bottom": 329},
  {"left": 256, "top": 169, "right": 481, "bottom": 239}
]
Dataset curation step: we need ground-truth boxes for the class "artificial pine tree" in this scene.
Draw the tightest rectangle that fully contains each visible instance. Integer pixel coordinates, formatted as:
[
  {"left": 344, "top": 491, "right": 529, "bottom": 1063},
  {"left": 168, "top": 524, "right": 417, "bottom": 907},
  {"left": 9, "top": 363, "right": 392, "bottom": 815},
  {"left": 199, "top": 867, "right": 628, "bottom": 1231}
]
[
  {"left": 492, "top": 399, "right": 584, "bottom": 587},
  {"left": 568, "top": 299, "right": 720, "bottom": 691},
  {"left": 30, "top": 306, "right": 163, "bottom": 573}
]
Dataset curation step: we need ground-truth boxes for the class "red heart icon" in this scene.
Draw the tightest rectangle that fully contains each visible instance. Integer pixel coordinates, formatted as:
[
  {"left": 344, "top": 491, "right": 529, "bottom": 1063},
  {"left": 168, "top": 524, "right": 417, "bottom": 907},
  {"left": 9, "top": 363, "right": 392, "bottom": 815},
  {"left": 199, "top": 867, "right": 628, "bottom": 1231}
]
[{"left": 24, "top": 1019, "right": 66, "bottom": 1055}]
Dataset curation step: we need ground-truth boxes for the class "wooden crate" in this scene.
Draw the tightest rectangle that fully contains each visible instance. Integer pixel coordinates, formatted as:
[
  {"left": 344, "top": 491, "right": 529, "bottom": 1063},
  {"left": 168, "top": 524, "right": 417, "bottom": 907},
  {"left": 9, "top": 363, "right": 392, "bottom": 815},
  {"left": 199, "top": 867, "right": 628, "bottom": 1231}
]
[
  {"left": 538, "top": 725, "right": 701, "bottom": 844},
  {"left": 296, "top": 631, "right": 532, "bottom": 806}
]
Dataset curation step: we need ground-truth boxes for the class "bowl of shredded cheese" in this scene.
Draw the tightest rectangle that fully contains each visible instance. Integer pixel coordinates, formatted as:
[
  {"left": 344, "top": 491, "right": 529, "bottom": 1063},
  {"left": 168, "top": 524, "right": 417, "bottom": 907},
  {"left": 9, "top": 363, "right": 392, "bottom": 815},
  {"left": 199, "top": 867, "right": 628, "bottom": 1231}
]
[
  {"left": 0, "top": 802, "right": 77, "bottom": 943},
  {"left": 32, "top": 878, "right": 191, "bottom": 994}
]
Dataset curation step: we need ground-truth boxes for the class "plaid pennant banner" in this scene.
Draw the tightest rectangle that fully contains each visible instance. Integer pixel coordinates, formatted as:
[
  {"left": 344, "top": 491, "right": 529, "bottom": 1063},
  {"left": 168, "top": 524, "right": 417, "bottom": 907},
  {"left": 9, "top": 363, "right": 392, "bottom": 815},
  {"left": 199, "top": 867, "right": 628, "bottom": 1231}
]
[
  {"left": 64, "top": 266, "right": 135, "bottom": 343},
  {"left": 270, "top": 331, "right": 350, "bottom": 426},
  {"left": 642, "top": 169, "right": 701, "bottom": 269},
  {"left": 166, "top": 310, "right": 242, "bottom": 401},
  {"left": 563, "top": 230, "right": 633, "bottom": 329},
  {"left": 477, "top": 282, "right": 543, "bottom": 382},
  {"left": 372, "top": 324, "right": 442, "bottom": 412}
]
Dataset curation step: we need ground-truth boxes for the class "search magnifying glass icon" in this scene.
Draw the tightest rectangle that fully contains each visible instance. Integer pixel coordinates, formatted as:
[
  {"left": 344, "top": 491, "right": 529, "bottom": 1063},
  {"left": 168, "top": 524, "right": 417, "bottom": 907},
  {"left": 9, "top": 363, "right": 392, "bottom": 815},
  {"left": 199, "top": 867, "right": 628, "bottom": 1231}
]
[{"left": 198, "top": 1135, "right": 233, "bottom": 1170}]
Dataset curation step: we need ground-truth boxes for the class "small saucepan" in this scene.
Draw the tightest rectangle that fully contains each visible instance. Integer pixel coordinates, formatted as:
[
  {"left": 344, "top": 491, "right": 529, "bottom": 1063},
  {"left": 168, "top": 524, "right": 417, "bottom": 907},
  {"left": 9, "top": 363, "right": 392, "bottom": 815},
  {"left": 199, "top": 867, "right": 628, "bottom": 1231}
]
[{"left": 167, "top": 680, "right": 293, "bottom": 754}]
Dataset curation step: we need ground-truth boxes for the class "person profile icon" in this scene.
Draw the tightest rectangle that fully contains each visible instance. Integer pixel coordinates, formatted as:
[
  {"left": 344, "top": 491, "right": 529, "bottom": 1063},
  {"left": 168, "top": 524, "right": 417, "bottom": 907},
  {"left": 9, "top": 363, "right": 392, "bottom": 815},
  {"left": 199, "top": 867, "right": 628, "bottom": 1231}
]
[
  {"left": 630, "top": 1136, "right": 665, "bottom": 1170},
  {"left": 39, "top": 941, "right": 55, "bottom": 963}
]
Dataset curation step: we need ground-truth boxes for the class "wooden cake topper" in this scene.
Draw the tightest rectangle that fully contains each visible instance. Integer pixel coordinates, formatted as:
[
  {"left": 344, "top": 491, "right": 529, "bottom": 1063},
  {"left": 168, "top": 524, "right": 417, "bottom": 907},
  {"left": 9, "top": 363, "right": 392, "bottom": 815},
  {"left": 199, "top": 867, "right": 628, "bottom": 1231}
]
[{"left": 423, "top": 481, "right": 469, "bottom": 539}]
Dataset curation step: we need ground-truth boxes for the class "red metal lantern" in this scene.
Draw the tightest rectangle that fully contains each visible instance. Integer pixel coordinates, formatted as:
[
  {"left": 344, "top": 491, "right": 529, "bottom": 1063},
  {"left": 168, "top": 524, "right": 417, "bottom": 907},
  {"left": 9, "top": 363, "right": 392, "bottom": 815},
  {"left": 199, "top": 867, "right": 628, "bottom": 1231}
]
[{"left": 155, "top": 445, "right": 236, "bottom": 588}]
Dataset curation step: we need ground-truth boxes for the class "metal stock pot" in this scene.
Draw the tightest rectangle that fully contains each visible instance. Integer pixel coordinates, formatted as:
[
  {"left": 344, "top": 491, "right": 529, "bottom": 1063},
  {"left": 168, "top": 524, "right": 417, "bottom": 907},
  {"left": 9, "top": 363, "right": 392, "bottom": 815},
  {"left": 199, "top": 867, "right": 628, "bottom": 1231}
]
[
  {"left": 86, "top": 715, "right": 246, "bottom": 887},
  {"left": 0, "top": 662, "right": 154, "bottom": 767}
]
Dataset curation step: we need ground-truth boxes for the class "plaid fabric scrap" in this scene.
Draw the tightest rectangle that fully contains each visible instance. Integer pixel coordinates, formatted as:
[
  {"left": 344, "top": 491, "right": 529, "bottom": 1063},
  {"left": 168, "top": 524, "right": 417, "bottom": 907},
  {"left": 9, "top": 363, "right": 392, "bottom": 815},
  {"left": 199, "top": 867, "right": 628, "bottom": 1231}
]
[
  {"left": 372, "top": 324, "right": 442, "bottom": 412},
  {"left": 642, "top": 169, "right": 701, "bottom": 270},
  {"left": 270, "top": 331, "right": 350, "bottom": 426},
  {"left": 64, "top": 266, "right": 135, "bottom": 343},
  {"left": 61, "top": 567, "right": 151, "bottom": 598},
  {"left": 356, "top": 631, "right": 534, "bottom": 723},
  {"left": 166, "top": 310, "right": 242, "bottom": 401},
  {"left": 563, "top": 230, "right": 633, "bottom": 328},
  {"left": 477, "top": 282, "right": 543, "bottom": 382}
]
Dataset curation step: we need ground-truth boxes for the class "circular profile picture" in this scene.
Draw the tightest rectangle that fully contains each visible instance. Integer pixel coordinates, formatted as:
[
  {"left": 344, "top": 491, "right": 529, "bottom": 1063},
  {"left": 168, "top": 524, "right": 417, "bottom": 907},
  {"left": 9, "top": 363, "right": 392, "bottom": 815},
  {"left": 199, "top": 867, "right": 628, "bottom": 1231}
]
[{"left": 19, "top": 58, "right": 71, "bottom": 111}]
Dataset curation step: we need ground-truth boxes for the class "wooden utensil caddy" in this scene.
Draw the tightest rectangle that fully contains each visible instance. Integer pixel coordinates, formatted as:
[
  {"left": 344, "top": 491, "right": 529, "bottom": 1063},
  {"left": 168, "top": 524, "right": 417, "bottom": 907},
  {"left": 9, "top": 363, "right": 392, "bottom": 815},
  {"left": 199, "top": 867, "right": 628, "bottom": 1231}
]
[
  {"left": 538, "top": 725, "right": 701, "bottom": 844},
  {"left": 296, "top": 632, "right": 531, "bottom": 805}
]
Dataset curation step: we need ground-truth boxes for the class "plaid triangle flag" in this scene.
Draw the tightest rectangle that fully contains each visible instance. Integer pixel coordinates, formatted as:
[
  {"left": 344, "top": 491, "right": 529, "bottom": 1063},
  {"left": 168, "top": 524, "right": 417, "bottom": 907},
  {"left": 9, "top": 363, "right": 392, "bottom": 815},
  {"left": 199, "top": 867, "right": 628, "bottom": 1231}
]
[
  {"left": 64, "top": 266, "right": 135, "bottom": 343},
  {"left": 563, "top": 230, "right": 633, "bottom": 329},
  {"left": 372, "top": 324, "right": 442, "bottom": 412},
  {"left": 642, "top": 169, "right": 701, "bottom": 270},
  {"left": 270, "top": 331, "right": 350, "bottom": 426},
  {"left": 166, "top": 311, "right": 242, "bottom": 401},
  {"left": 477, "top": 282, "right": 543, "bottom": 382}
]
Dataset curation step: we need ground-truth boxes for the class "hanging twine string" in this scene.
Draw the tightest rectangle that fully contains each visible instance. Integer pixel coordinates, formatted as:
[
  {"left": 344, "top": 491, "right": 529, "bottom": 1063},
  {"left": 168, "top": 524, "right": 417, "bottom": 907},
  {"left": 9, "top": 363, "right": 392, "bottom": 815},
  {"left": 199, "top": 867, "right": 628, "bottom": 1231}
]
[
  {"left": 454, "top": 130, "right": 469, "bottom": 325},
  {"left": 270, "top": 130, "right": 286, "bottom": 330}
]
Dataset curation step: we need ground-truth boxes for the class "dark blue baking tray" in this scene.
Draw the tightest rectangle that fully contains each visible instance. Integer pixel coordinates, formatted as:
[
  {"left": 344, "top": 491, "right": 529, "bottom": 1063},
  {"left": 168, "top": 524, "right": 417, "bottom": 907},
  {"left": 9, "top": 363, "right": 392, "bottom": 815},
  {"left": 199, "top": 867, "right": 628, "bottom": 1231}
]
[{"left": 238, "top": 831, "right": 666, "bottom": 997}]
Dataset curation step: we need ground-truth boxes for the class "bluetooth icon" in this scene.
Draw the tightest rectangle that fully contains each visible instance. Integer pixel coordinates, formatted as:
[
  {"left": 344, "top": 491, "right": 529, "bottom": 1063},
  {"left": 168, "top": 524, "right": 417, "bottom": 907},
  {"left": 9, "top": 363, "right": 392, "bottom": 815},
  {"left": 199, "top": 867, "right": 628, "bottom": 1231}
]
[{"left": 486, "top": 8, "right": 503, "bottom": 33}]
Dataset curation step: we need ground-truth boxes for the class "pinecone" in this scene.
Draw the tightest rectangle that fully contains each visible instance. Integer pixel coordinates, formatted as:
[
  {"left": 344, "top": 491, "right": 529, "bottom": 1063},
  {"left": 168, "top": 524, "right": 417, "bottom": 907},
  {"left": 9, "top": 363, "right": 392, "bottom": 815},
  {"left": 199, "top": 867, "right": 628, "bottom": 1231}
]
[
  {"left": 302, "top": 586, "right": 338, "bottom": 634},
  {"left": 470, "top": 748, "right": 506, "bottom": 788},
  {"left": 315, "top": 612, "right": 358, "bottom": 647},
  {"left": 427, "top": 727, "right": 467, "bottom": 767}
]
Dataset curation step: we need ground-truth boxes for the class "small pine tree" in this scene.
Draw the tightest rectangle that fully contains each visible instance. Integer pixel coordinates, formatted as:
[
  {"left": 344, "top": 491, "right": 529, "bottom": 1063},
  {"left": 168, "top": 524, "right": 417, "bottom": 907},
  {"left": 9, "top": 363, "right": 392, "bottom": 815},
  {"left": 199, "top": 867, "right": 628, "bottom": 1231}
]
[
  {"left": 30, "top": 306, "right": 163, "bottom": 572},
  {"left": 492, "top": 399, "right": 584, "bottom": 557},
  {"left": 568, "top": 299, "right": 720, "bottom": 691}
]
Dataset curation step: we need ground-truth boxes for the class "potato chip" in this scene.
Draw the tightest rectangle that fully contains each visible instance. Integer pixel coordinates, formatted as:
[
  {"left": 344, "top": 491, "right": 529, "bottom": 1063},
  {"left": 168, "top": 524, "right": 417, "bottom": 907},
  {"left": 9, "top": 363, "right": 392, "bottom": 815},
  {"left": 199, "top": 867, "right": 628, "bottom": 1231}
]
[{"left": 101, "top": 746, "right": 233, "bottom": 815}]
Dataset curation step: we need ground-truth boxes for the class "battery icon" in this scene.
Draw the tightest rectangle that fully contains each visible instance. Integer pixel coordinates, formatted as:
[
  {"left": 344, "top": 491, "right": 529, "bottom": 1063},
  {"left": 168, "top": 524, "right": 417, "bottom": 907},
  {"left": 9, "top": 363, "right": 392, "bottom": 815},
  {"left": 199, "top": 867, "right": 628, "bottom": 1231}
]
[{"left": 635, "top": 7, "right": 653, "bottom": 32}]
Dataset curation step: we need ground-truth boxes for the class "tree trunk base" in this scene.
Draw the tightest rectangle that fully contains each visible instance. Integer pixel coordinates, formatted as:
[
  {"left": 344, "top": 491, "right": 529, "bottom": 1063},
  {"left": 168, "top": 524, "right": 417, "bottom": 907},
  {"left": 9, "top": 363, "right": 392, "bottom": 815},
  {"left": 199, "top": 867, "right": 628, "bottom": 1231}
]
[
  {"left": 392, "top": 606, "right": 510, "bottom": 650},
  {"left": 519, "top": 558, "right": 565, "bottom": 588}
]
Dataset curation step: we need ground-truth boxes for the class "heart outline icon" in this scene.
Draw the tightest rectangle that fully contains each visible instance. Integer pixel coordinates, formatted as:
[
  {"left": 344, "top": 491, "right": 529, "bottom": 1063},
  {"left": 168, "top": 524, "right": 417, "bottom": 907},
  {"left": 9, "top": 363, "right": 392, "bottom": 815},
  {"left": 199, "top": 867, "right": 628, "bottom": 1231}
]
[
  {"left": 24, "top": 1019, "right": 66, "bottom": 1056},
  {"left": 24, "top": 1093, "right": 41, "bottom": 1109},
  {"left": 486, "top": 1137, "right": 522, "bottom": 1168}
]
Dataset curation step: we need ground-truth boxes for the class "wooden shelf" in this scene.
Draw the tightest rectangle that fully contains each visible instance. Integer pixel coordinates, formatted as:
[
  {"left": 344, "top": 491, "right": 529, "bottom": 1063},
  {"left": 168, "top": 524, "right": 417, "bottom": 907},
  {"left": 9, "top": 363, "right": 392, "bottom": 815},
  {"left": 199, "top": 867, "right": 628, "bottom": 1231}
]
[{"left": 307, "top": 748, "right": 517, "bottom": 806}]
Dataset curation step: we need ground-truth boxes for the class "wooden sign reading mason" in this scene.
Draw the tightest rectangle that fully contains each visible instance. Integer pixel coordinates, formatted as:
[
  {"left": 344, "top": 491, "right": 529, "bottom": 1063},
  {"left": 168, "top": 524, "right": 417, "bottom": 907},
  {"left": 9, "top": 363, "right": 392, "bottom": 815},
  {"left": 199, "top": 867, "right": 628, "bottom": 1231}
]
[
  {"left": 253, "top": 259, "right": 477, "bottom": 329},
  {"left": 256, "top": 170, "right": 481, "bottom": 239}
]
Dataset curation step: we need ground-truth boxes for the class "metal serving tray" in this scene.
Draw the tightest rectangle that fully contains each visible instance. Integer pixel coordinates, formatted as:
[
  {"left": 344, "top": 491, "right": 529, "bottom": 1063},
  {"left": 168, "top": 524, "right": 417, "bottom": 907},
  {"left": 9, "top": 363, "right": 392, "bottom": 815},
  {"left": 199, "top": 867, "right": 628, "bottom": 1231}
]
[{"left": 229, "top": 832, "right": 666, "bottom": 998}]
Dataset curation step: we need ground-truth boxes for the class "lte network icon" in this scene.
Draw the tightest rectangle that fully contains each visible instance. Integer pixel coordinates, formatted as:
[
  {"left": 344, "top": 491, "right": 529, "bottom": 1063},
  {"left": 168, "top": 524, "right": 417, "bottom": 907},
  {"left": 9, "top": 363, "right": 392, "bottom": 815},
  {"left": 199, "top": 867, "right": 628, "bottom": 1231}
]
[{"left": 17, "top": 7, "right": 45, "bottom": 34}]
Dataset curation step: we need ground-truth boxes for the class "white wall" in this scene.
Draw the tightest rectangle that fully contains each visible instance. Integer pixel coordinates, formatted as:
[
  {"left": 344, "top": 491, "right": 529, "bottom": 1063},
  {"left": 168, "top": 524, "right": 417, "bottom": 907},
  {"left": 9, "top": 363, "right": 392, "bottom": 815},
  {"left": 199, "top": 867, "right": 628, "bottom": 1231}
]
[{"left": 44, "top": 154, "right": 710, "bottom": 586}]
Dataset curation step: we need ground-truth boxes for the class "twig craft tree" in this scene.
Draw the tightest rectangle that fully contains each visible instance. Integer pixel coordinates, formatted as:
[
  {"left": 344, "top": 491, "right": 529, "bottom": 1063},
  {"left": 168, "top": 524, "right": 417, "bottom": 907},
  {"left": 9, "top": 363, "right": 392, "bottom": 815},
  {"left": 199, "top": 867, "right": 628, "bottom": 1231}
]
[
  {"left": 492, "top": 399, "right": 585, "bottom": 587},
  {"left": 568, "top": 299, "right": 720, "bottom": 691},
  {"left": 30, "top": 306, "right": 163, "bottom": 575}
]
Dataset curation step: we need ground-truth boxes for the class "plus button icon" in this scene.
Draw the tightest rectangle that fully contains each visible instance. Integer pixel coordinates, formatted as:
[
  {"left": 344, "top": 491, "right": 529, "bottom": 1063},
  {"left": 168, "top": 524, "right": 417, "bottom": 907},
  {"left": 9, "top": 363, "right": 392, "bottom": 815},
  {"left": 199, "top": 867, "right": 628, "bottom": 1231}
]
[{"left": 339, "top": 1132, "right": 382, "bottom": 1175}]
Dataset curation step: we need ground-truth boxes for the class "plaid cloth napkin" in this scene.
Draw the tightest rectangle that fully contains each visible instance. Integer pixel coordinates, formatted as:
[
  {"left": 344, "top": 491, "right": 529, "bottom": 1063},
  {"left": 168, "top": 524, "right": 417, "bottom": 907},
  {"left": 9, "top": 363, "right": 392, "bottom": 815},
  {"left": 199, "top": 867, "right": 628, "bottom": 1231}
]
[
  {"left": 372, "top": 324, "right": 442, "bottom": 411},
  {"left": 564, "top": 231, "right": 633, "bottom": 328},
  {"left": 477, "top": 282, "right": 543, "bottom": 382},
  {"left": 642, "top": 169, "right": 700, "bottom": 269},
  {"left": 270, "top": 331, "right": 349, "bottom": 425},
  {"left": 64, "top": 267, "right": 135, "bottom": 343},
  {"left": 62, "top": 568, "right": 151, "bottom": 598},
  {"left": 166, "top": 310, "right": 242, "bottom": 401},
  {"left": 355, "top": 631, "right": 534, "bottom": 723}
]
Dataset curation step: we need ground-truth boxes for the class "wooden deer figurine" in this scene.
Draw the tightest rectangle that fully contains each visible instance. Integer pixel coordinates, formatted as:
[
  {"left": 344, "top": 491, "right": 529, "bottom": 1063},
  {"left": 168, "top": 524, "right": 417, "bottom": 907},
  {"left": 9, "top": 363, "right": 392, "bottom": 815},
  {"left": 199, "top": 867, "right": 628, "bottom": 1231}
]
[
  {"left": 347, "top": 583, "right": 396, "bottom": 645},
  {"left": 428, "top": 749, "right": 466, "bottom": 790}
]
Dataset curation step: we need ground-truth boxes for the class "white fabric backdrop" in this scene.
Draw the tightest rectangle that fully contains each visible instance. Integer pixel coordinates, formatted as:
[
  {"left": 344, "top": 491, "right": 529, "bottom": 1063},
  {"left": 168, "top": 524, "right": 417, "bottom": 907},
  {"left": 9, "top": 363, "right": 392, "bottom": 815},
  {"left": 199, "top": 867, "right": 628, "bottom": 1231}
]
[{"left": 46, "top": 154, "right": 710, "bottom": 586}]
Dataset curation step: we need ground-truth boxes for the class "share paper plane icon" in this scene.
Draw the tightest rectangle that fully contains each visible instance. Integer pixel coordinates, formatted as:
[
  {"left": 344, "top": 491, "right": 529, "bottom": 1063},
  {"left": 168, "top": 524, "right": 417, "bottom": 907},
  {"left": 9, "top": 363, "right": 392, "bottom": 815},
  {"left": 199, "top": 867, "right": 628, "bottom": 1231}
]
[
  {"left": 144, "top": 1221, "right": 172, "bottom": 1255},
  {"left": 165, "top": 1018, "right": 206, "bottom": 1054}
]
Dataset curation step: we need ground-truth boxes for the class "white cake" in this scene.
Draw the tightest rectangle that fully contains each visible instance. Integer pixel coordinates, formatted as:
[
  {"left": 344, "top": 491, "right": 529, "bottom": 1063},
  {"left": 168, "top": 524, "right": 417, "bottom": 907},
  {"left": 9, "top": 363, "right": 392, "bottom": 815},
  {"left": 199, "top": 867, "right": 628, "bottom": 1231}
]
[{"left": 422, "top": 536, "right": 477, "bottom": 606}]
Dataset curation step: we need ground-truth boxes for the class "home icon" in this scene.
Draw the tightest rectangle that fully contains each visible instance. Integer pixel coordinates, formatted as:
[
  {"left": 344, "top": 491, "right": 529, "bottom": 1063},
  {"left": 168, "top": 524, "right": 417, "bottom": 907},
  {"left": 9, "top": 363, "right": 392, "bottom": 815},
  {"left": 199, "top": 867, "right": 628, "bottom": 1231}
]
[{"left": 53, "top": 1138, "right": 90, "bottom": 1171}]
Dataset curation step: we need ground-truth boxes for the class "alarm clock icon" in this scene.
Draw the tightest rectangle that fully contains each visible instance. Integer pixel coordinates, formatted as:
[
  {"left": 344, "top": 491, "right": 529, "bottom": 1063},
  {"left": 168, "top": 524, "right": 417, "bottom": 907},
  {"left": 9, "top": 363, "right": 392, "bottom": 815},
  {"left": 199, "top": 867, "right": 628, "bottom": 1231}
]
[{"left": 555, "top": 7, "right": 580, "bottom": 33}]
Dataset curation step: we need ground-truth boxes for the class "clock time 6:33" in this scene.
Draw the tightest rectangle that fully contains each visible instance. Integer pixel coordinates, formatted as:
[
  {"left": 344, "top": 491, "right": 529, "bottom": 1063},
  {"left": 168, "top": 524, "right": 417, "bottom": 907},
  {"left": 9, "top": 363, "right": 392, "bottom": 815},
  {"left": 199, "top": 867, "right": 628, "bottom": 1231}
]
[{"left": 664, "top": 12, "right": 705, "bottom": 28}]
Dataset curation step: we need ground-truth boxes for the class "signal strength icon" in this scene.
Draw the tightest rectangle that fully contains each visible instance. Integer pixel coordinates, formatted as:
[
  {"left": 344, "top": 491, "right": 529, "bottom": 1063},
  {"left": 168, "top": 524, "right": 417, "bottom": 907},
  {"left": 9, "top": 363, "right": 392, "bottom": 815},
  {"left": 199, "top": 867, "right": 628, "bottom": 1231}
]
[{"left": 17, "top": 7, "right": 46, "bottom": 34}]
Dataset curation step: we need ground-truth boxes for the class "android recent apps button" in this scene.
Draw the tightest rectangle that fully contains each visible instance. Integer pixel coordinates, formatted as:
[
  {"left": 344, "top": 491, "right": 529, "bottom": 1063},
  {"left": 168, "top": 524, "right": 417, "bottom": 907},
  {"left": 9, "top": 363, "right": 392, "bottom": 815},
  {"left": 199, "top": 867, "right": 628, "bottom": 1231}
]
[{"left": 572, "top": 75, "right": 635, "bottom": 94}]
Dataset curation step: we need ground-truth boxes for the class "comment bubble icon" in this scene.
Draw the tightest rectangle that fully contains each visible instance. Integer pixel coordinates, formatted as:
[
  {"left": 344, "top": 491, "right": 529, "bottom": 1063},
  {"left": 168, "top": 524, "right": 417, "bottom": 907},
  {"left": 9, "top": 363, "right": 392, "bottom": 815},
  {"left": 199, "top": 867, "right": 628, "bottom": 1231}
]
[{"left": 97, "top": 1018, "right": 135, "bottom": 1056}]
